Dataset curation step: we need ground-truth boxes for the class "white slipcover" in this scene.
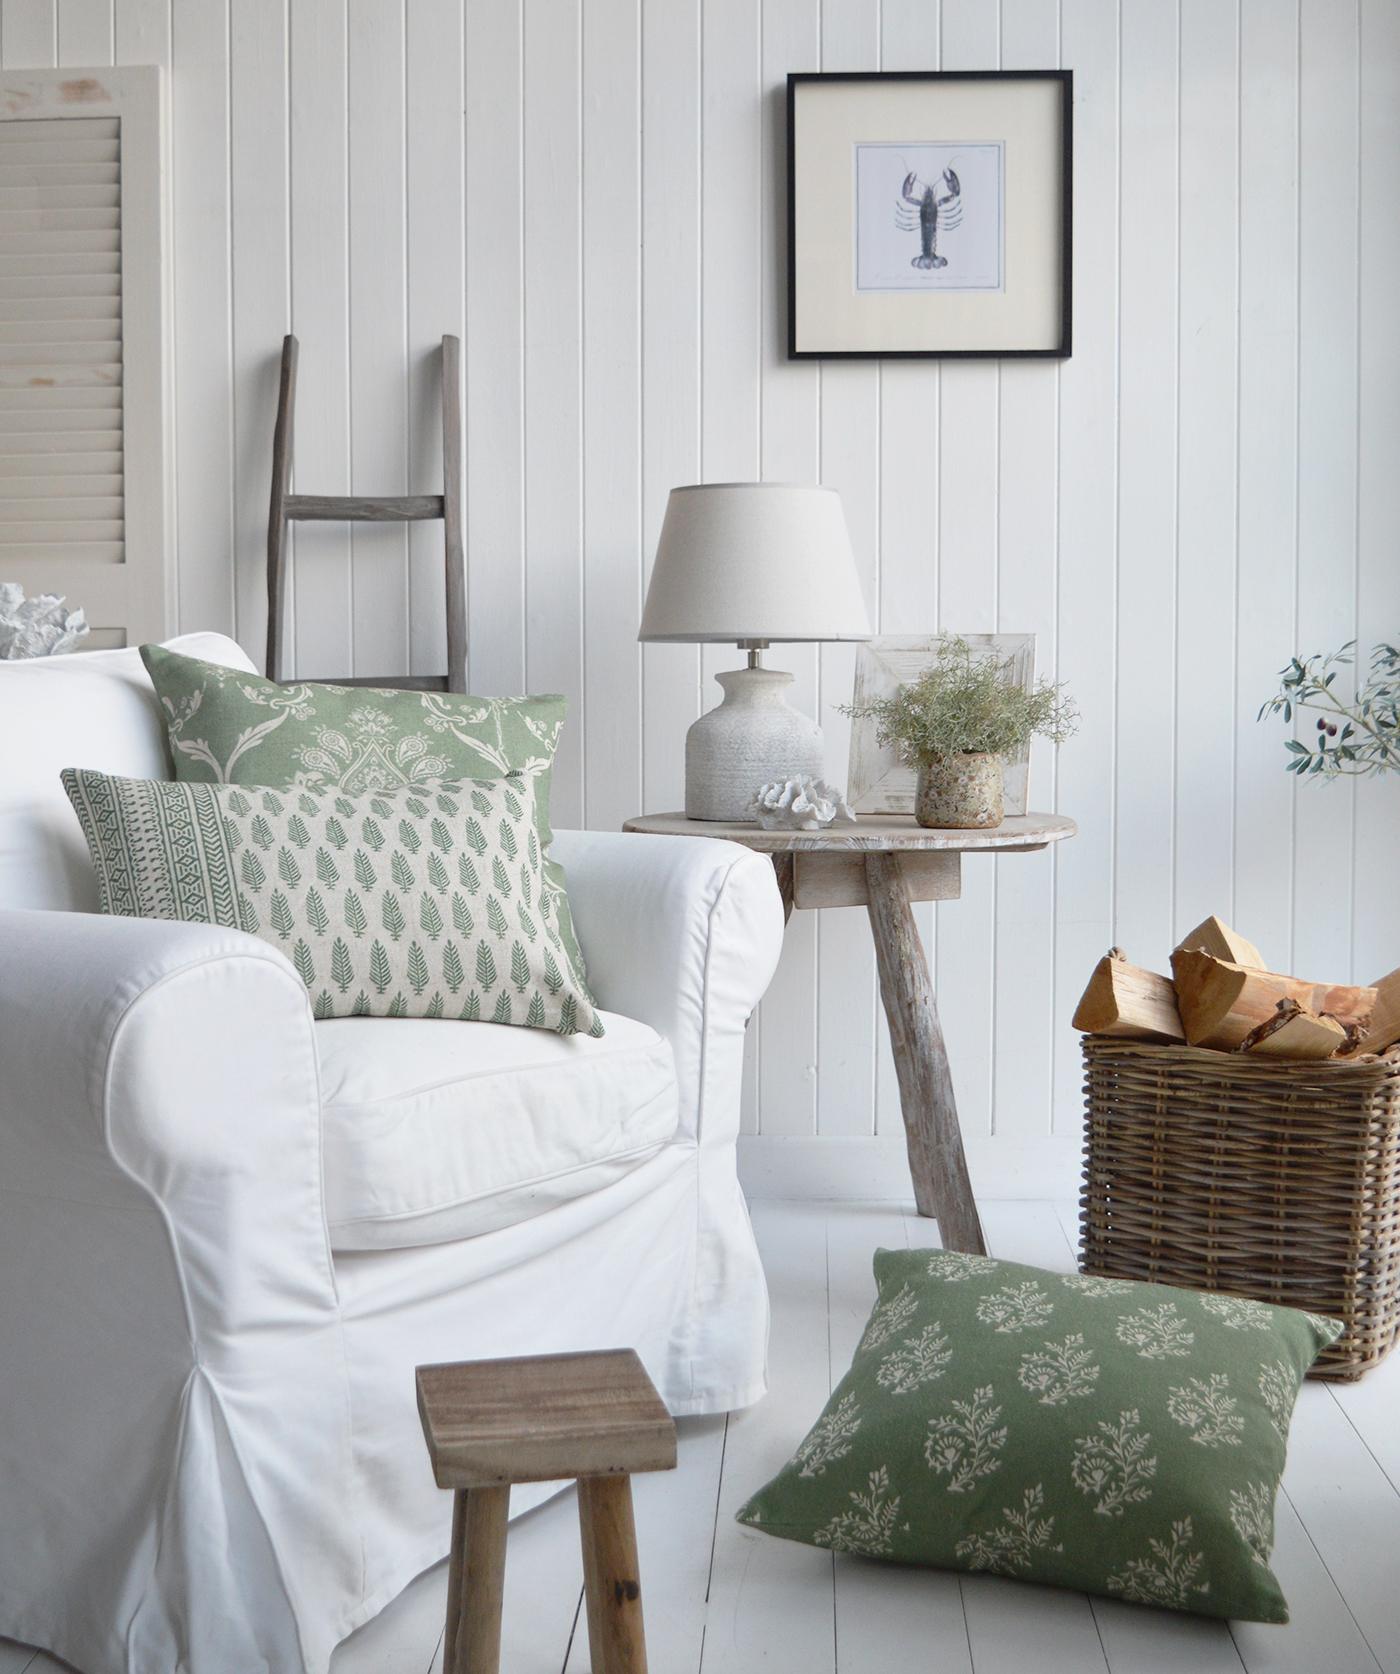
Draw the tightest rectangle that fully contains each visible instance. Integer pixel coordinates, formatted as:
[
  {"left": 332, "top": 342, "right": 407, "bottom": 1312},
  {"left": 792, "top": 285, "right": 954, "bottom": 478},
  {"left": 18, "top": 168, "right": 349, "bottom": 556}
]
[{"left": 0, "top": 637, "right": 784, "bottom": 1674}]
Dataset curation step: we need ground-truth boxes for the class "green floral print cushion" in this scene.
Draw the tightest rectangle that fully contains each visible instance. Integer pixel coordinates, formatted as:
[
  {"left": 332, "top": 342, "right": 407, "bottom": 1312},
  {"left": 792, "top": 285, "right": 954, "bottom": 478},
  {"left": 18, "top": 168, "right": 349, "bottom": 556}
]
[
  {"left": 138, "top": 642, "right": 592, "bottom": 1001},
  {"left": 62, "top": 767, "right": 602, "bottom": 1034},
  {"left": 736, "top": 1248, "right": 1342, "bottom": 1623}
]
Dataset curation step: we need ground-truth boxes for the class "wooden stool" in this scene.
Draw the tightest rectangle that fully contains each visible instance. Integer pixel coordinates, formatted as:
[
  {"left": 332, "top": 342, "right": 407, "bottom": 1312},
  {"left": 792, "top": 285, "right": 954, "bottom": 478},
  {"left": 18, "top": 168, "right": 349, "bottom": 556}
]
[{"left": 416, "top": 1348, "right": 677, "bottom": 1674}]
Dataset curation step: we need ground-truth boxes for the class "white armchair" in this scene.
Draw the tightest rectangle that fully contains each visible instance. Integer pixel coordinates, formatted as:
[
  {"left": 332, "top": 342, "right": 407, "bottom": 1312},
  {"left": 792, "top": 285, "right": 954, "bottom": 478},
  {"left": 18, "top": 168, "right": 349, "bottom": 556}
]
[{"left": 0, "top": 636, "right": 784, "bottom": 1674}]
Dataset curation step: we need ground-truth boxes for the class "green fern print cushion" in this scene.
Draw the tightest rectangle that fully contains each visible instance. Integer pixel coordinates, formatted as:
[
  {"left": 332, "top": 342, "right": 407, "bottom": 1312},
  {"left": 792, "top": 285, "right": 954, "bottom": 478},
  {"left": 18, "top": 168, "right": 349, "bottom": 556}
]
[
  {"left": 62, "top": 767, "right": 603, "bottom": 1035},
  {"left": 138, "top": 642, "right": 592, "bottom": 1002},
  {"left": 737, "top": 1248, "right": 1343, "bottom": 1623}
]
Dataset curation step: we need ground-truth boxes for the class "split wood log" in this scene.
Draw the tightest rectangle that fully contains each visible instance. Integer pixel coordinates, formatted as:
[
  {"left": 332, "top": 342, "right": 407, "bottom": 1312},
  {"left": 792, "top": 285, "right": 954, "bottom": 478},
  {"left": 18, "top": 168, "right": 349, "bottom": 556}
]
[
  {"left": 1237, "top": 998, "right": 1349, "bottom": 1060},
  {"left": 1170, "top": 948, "right": 1376, "bottom": 1052},
  {"left": 1174, "top": 915, "right": 1266, "bottom": 970},
  {"left": 1072, "top": 949, "right": 1185, "bottom": 1042},
  {"left": 1348, "top": 966, "right": 1400, "bottom": 1057}
]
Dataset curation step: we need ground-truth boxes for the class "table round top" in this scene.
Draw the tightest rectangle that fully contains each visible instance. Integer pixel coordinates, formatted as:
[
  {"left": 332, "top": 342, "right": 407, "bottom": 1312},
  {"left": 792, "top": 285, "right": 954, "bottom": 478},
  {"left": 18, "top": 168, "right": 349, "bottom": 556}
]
[{"left": 621, "top": 810, "right": 1077, "bottom": 854}]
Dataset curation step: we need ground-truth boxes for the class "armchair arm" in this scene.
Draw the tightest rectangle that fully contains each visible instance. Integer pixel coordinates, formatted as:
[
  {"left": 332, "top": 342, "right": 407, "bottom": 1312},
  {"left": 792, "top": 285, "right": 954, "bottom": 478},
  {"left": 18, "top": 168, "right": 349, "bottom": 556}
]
[
  {"left": 0, "top": 910, "right": 357, "bottom": 1672},
  {"left": 548, "top": 830, "right": 784, "bottom": 1148}
]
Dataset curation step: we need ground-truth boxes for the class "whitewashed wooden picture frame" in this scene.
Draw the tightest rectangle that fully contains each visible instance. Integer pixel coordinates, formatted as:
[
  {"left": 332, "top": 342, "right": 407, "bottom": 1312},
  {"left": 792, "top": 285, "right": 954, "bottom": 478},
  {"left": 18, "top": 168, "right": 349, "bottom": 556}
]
[{"left": 846, "top": 634, "right": 1036, "bottom": 816}]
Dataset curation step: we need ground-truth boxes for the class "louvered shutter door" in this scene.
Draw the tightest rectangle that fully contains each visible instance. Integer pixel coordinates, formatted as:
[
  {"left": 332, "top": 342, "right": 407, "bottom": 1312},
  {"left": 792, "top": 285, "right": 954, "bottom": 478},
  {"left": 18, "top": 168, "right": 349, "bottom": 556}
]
[
  {"left": 0, "top": 69, "right": 167, "bottom": 649},
  {"left": 0, "top": 117, "right": 124, "bottom": 574}
]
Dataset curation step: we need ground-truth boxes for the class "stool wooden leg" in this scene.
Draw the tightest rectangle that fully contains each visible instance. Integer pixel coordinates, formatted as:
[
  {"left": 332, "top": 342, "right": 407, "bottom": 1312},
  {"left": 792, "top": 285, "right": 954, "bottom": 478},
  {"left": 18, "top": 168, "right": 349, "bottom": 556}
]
[
  {"left": 443, "top": 1489, "right": 468, "bottom": 1674},
  {"left": 577, "top": 1474, "right": 648, "bottom": 1674},
  {"left": 444, "top": 1484, "right": 510, "bottom": 1674}
]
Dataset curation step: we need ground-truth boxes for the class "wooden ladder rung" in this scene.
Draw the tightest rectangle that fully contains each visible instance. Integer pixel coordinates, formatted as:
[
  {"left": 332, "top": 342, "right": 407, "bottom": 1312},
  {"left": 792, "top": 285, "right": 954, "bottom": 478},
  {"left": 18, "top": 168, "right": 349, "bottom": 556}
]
[
  {"left": 284, "top": 493, "right": 446, "bottom": 523},
  {"left": 328, "top": 674, "right": 448, "bottom": 692}
]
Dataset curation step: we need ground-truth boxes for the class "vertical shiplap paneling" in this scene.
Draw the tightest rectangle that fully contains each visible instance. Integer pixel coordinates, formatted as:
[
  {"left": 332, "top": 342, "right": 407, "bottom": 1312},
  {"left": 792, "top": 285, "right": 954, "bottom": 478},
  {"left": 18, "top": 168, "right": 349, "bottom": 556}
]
[
  {"left": 751, "top": 0, "right": 820, "bottom": 1139},
  {"left": 404, "top": 0, "right": 464, "bottom": 682},
  {"left": 522, "top": 0, "right": 582, "bottom": 824},
  {"left": 169, "top": 0, "right": 233, "bottom": 638},
  {"left": 873, "top": 0, "right": 942, "bottom": 1143},
  {"left": 581, "top": 0, "right": 643, "bottom": 835},
  {"left": 1233, "top": 0, "right": 1300, "bottom": 969},
  {"left": 1172, "top": 0, "right": 1239, "bottom": 939},
  {"left": 287, "top": 0, "right": 352, "bottom": 679},
  {"left": 129, "top": 0, "right": 1397, "bottom": 1169},
  {"left": 815, "top": 356, "right": 879, "bottom": 1137},
  {"left": 698, "top": 0, "right": 761, "bottom": 766},
  {"left": 464, "top": 0, "right": 525, "bottom": 694},
  {"left": 113, "top": 0, "right": 167, "bottom": 67},
  {"left": 229, "top": 0, "right": 289, "bottom": 667},
  {"left": 991, "top": 0, "right": 1063, "bottom": 1140},
  {"left": 812, "top": 0, "right": 880, "bottom": 1139},
  {"left": 57, "top": 0, "right": 112, "bottom": 64},
  {"left": 1112, "top": 0, "right": 1177, "bottom": 964},
  {"left": 931, "top": 0, "right": 1002, "bottom": 1142},
  {"left": 346, "top": 0, "right": 407, "bottom": 680},
  {"left": 1292, "top": 0, "right": 1359, "bottom": 980},
  {"left": 698, "top": 0, "right": 760, "bottom": 482},
  {"left": 1, "top": 0, "right": 56, "bottom": 66},
  {"left": 1051, "top": 0, "right": 1120, "bottom": 1135},
  {"left": 1352, "top": 0, "right": 1400, "bottom": 982},
  {"left": 639, "top": 0, "right": 700, "bottom": 820}
]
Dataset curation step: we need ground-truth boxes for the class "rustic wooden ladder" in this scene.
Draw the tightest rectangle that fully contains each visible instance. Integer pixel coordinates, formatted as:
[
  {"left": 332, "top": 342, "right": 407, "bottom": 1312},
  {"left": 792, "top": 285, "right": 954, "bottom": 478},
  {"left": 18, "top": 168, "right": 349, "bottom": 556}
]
[{"left": 265, "top": 333, "right": 466, "bottom": 692}]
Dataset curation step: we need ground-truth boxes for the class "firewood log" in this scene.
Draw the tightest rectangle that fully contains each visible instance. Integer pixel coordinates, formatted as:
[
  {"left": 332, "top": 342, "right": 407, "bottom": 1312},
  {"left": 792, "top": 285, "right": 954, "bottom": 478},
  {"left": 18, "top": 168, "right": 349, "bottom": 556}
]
[
  {"left": 1169, "top": 949, "right": 1376, "bottom": 1052},
  {"left": 1072, "top": 949, "right": 1185, "bottom": 1043},
  {"left": 1345, "top": 966, "right": 1400, "bottom": 1057},
  {"left": 1174, "top": 915, "right": 1266, "bottom": 970},
  {"left": 1236, "top": 998, "right": 1349, "bottom": 1060}
]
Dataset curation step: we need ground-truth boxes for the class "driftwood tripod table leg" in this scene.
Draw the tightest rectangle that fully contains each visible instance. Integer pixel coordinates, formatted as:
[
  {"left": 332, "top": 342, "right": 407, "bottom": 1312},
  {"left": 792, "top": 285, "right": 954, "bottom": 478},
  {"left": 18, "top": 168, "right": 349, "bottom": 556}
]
[
  {"left": 864, "top": 851, "right": 987, "bottom": 1255},
  {"left": 578, "top": 1474, "right": 649, "bottom": 1674},
  {"left": 444, "top": 1484, "right": 510, "bottom": 1674}
]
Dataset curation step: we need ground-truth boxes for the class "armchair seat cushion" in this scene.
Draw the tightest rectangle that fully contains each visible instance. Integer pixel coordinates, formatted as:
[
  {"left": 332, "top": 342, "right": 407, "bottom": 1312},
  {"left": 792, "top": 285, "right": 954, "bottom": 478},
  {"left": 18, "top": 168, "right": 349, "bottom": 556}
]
[{"left": 318, "top": 1010, "right": 679, "bottom": 1250}]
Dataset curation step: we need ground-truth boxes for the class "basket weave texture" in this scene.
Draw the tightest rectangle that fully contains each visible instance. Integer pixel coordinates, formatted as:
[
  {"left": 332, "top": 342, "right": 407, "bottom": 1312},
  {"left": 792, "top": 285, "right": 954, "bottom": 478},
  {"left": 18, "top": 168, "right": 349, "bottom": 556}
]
[{"left": 1079, "top": 1037, "right": 1400, "bottom": 1380}]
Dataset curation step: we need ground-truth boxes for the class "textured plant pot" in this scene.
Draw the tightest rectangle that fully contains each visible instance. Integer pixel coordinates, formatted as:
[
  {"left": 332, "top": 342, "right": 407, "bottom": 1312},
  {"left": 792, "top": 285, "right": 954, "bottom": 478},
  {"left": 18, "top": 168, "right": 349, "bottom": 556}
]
[{"left": 914, "top": 753, "right": 1004, "bottom": 829}]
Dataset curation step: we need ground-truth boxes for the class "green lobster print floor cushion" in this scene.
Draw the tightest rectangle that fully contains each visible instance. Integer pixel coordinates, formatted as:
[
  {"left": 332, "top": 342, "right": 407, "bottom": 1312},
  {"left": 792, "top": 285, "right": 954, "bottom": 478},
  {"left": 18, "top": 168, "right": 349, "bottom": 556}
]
[
  {"left": 737, "top": 1247, "right": 1342, "bottom": 1622},
  {"left": 139, "top": 642, "right": 592, "bottom": 998},
  {"left": 63, "top": 767, "right": 602, "bottom": 1034}
]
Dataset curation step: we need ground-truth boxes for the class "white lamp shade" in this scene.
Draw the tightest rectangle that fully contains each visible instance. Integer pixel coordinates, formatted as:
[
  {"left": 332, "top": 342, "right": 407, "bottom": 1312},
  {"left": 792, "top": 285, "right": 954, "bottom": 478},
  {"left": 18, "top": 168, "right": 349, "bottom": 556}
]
[{"left": 638, "top": 482, "right": 873, "bottom": 643}]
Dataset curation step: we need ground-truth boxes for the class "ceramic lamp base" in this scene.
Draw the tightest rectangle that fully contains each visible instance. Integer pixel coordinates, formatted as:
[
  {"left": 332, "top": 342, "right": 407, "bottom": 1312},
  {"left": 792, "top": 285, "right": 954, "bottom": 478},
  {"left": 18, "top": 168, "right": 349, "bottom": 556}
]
[{"left": 685, "top": 665, "right": 824, "bottom": 820}]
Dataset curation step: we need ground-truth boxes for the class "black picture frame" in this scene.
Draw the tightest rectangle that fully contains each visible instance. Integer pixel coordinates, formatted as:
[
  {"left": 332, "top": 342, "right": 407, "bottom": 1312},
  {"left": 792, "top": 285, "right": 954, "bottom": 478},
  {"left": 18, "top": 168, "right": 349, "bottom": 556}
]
[{"left": 787, "top": 70, "right": 1073, "bottom": 360}]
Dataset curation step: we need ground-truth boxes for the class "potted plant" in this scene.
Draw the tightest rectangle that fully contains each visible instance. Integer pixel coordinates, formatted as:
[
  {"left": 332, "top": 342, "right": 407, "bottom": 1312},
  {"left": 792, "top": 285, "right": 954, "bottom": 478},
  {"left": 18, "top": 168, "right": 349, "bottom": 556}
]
[
  {"left": 1258, "top": 640, "right": 1400, "bottom": 776},
  {"left": 844, "top": 637, "right": 1077, "bottom": 829}
]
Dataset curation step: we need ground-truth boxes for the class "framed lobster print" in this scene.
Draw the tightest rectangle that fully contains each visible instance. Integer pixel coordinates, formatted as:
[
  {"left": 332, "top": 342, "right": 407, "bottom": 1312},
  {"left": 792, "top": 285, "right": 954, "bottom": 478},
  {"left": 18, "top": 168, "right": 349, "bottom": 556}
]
[{"left": 786, "top": 71, "right": 1072, "bottom": 359}]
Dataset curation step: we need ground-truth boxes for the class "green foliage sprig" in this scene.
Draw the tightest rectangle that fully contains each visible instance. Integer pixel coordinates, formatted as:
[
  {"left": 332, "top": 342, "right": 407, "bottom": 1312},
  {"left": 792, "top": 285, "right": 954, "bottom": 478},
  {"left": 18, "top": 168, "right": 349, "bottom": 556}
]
[
  {"left": 1259, "top": 640, "right": 1400, "bottom": 777},
  {"left": 843, "top": 637, "right": 1078, "bottom": 765}
]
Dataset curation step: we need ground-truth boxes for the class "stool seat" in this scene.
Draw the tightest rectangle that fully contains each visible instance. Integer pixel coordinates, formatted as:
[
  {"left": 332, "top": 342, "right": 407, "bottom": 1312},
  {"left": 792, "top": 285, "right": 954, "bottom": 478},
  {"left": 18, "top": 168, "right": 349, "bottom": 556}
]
[
  {"left": 416, "top": 1348, "right": 678, "bottom": 1674},
  {"left": 417, "top": 1348, "right": 677, "bottom": 1487}
]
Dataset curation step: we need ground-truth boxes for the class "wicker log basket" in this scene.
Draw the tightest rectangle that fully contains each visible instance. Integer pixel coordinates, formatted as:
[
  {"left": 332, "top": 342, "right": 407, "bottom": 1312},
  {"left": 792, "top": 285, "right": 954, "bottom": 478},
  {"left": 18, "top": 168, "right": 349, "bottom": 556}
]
[{"left": 1079, "top": 1037, "right": 1400, "bottom": 1380}]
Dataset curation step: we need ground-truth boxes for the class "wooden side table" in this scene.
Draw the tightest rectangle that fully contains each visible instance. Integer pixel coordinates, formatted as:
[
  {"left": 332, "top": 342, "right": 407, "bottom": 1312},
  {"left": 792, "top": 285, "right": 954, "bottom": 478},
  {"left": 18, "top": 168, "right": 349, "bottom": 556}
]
[
  {"left": 417, "top": 1348, "right": 677, "bottom": 1674},
  {"left": 622, "top": 811, "right": 1076, "bottom": 1255}
]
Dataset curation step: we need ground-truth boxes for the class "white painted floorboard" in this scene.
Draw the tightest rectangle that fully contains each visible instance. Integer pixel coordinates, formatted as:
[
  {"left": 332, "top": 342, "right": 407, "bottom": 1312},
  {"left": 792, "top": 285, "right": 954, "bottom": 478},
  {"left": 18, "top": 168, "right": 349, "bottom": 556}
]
[{"left": 4, "top": 1198, "right": 1397, "bottom": 1674}]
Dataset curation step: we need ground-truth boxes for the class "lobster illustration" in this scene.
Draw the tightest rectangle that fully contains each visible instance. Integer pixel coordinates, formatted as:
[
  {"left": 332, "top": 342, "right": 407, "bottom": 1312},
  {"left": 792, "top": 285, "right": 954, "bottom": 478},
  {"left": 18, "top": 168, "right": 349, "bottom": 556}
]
[{"left": 896, "top": 167, "right": 962, "bottom": 270}]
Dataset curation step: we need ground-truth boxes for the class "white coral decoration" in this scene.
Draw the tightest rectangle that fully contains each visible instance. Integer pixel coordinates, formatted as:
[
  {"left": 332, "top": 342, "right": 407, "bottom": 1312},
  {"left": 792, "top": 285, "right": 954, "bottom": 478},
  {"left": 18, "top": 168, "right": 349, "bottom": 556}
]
[
  {"left": 747, "top": 774, "right": 856, "bottom": 830},
  {"left": 0, "top": 583, "right": 88, "bottom": 658}
]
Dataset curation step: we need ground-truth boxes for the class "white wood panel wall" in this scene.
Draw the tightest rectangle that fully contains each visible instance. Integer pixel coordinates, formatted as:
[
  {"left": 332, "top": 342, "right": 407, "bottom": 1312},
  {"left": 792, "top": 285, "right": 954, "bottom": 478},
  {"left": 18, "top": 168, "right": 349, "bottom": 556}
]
[{"left": 4, "top": 0, "right": 1396, "bottom": 1185}]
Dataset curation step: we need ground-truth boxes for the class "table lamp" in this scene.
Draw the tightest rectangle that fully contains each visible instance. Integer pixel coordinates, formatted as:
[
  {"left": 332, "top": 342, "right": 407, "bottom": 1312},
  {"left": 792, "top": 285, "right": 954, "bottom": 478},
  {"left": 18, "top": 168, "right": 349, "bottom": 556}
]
[{"left": 639, "top": 482, "right": 872, "bottom": 820}]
